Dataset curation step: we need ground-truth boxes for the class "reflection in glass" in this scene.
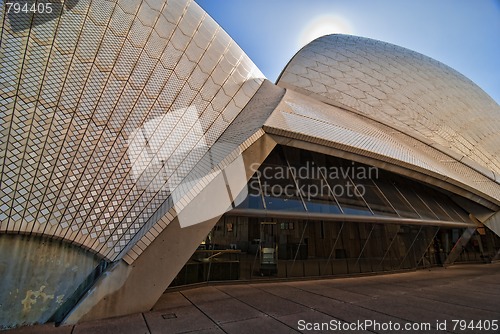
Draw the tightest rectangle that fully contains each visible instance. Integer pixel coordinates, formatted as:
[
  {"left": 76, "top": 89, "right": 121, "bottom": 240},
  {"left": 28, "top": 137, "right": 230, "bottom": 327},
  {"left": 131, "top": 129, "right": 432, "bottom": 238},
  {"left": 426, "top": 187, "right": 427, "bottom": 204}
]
[
  {"left": 235, "top": 176, "right": 265, "bottom": 209},
  {"left": 169, "top": 141, "right": 500, "bottom": 287},
  {"left": 301, "top": 178, "right": 342, "bottom": 214},
  {"left": 355, "top": 179, "right": 398, "bottom": 217},
  {"left": 258, "top": 146, "right": 306, "bottom": 212},
  {"left": 395, "top": 184, "right": 438, "bottom": 220},
  {"left": 260, "top": 162, "right": 306, "bottom": 211},
  {"left": 373, "top": 179, "right": 420, "bottom": 219},
  {"left": 323, "top": 155, "right": 372, "bottom": 215}
]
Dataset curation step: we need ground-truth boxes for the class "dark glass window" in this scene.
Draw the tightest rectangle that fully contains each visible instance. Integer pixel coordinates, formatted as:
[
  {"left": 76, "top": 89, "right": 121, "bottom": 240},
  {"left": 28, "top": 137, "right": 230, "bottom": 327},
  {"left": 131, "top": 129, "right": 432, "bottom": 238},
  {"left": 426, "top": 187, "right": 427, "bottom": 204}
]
[
  {"left": 258, "top": 147, "right": 306, "bottom": 212},
  {"left": 324, "top": 155, "right": 372, "bottom": 215},
  {"left": 394, "top": 183, "right": 438, "bottom": 220},
  {"left": 235, "top": 176, "right": 265, "bottom": 210},
  {"left": 373, "top": 179, "right": 420, "bottom": 219},
  {"left": 283, "top": 148, "right": 341, "bottom": 214},
  {"left": 413, "top": 185, "right": 454, "bottom": 221},
  {"left": 231, "top": 145, "right": 475, "bottom": 225},
  {"left": 301, "top": 178, "right": 342, "bottom": 213},
  {"left": 354, "top": 179, "right": 398, "bottom": 217}
]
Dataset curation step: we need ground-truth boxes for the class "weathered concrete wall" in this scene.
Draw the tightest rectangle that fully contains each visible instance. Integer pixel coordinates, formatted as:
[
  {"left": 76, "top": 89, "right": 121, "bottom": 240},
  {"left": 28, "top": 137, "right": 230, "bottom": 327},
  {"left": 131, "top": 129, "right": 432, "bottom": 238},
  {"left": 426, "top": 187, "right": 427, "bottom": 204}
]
[{"left": 0, "top": 234, "right": 100, "bottom": 329}]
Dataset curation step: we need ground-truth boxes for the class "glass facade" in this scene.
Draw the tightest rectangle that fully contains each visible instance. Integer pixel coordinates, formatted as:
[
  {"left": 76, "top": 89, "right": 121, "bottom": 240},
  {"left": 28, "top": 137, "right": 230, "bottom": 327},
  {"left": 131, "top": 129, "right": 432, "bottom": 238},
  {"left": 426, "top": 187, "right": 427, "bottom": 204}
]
[
  {"left": 236, "top": 146, "right": 472, "bottom": 223},
  {"left": 170, "top": 146, "right": 500, "bottom": 287}
]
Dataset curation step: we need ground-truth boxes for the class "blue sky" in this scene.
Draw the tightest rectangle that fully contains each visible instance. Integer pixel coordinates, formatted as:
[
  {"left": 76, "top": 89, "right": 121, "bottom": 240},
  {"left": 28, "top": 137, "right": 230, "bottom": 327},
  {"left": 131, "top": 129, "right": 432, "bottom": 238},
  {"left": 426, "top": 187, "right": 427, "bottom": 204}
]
[{"left": 195, "top": 0, "right": 500, "bottom": 104}]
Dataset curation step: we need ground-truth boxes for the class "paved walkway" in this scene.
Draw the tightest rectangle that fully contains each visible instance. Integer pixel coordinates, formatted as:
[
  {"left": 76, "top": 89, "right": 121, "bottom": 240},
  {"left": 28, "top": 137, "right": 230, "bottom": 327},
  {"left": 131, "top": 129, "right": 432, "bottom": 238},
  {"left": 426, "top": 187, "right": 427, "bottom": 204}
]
[{"left": 7, "top": 263, "right": 500, "bottom": 333}]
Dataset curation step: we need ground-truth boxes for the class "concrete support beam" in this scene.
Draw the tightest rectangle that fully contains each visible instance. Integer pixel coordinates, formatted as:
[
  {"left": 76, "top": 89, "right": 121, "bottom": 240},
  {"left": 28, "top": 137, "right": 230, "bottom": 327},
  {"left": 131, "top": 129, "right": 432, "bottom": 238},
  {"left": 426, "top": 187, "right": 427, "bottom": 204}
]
[
  {"left": 63, "top": 134, "right": 277, "bottom": 324},
  {"left": 481, "top": 210, "right": 500, "bottom": 238},
  {"left": 63, "top": 216, "right": 219, "bottom": 324},
  {"left": 443, "top": 227, "right": 476, "bottom": 267}
]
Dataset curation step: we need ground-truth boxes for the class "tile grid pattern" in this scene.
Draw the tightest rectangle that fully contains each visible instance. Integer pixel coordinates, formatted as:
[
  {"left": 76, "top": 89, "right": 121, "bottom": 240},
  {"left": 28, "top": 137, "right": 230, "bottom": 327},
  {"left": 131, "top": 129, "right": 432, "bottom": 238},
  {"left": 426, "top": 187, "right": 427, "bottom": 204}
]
[
  {"left": 264, "top": 90, "right": 500, "bottom": 205},
  {"left": 123, "top": 81, "right": 285, "bottom": 263},
  {"left": 278, "top": 35, "right": 500, "bottom": 184},
  {"left": 0, "top": 0, "right": 264, "bottom": 260}
]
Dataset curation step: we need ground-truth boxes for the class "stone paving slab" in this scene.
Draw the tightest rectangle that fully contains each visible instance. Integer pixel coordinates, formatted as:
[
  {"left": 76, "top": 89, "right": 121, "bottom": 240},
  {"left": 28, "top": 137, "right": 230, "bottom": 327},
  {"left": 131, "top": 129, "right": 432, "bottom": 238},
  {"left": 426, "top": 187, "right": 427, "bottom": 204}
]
[
  {"left": 4, "top": 263, "right": 500, "bottom": 334},
  {"left": 72, "top": 314, "right": 149, "bottom": 334}
]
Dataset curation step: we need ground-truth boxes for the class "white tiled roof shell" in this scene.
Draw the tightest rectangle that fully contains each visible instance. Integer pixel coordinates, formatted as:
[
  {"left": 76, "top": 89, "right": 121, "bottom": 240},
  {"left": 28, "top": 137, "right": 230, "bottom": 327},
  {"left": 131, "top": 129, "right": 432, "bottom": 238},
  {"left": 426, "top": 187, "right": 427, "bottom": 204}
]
[
  {"left": 0, "top": 0, "right": 264, "bottom": 260},
  {"left": 277, "top": 35, "right": 500, "bottom": 183},
  {"left": 264, "top": 90, "right": 500, "bottom": 207}
]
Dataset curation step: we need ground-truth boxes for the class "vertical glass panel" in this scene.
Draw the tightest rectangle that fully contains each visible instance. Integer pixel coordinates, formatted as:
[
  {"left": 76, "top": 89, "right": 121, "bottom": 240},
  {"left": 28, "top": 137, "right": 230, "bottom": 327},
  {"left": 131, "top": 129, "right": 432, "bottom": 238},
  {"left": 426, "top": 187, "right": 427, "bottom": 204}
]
[
  {"left": 324, "top": 156, "right": 372, "bottom": 215},
  {"left": 260, "top": 165, "right": 306, "bottom": 211},
  {"left": 330, "top": 221, "right": 349, "bottom": 274},
  {"left": 398, "top": 225, "right": 422, "bottom": 269},
  {"left": 354, "top": 179, "right": 398, "bottom": 217},
  {"left": 412, "top": 226, "right": 439, "bottom": 268},
  {"left": 258, "top": 146, "right": 306, "bottom": 212},
  {"left": 419, "top": 195, "right": 454, "bottom": 221},
  {"left": 445, "top": 206, "right": 470, "bottom": 224},
  {"left": 360, "top": 223, "right": 387, "bottom": 272},
  {"left": 283, "top": 148, "right": 342, "bottom": 214},
  {"left": 395, "top": 184, "right": 438, "bottom": 220},
  {"left": 383, "top": 225, "right": 411, "bottom": 270},
  {"left": 235, "top": 175, "right": 265, "bottom": 210},
  {"left": 373, "top": 178, "right": 420, "bottom": 219},
  {"left": 301, "top": 177, "right": 343, "bottom": 213},
  {"left": 287, "top": 220, "right": 308, "bottom": 277},
  {"left": 342, "top": 222, "right": 362, "bottom": 273},
  {"left": 378, "top": 224, "right": 401, "bottom": 271},
  {"left": 356, "top": 223, "right": 377, "bottom": 273},
  {"left": 410, "top": 183, "right": 454, "bottom": 221}
]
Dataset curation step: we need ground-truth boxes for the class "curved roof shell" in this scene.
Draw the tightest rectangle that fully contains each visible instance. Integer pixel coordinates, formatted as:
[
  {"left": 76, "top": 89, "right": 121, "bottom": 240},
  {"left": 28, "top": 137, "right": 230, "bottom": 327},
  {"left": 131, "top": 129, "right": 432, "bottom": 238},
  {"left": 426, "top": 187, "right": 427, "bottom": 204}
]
[
  {"left": 0, "top": 0, "right": 264, "bottom": 260},
  {"left": 276, "top": 35, "right": 500, "bottom": 210},
  {"left": 2, "top": 7, "right": 500, "bottom": 263},
  {"left": 277, "top": 35, "right": 500, "bottom": 183}
]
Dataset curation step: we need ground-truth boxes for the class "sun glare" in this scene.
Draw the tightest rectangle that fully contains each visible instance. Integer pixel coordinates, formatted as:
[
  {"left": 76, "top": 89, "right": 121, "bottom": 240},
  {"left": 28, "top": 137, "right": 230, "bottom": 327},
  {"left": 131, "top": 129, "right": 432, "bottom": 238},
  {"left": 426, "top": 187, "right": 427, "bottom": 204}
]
[{"left": 299, "top": 15, "right": 353, "bottom": 48}]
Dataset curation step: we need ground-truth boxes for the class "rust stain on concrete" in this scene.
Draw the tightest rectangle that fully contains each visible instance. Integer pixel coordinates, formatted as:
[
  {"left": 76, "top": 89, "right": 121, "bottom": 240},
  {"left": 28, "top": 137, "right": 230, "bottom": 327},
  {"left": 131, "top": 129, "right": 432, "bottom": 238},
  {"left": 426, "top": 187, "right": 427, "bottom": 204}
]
[{"left": 21, "top": 286, "right": 54, "bottom": 313}]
